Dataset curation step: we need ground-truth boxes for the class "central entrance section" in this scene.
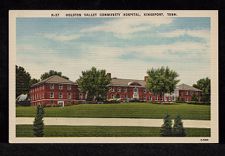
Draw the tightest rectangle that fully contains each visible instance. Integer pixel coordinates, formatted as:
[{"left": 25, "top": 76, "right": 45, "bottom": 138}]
[{"left": 133, "top": 87, "right": 139, "bottom": 99}]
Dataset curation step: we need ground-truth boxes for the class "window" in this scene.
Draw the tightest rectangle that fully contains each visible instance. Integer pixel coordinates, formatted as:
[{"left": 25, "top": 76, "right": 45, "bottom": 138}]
[
  {"left": 50, "top": 84, "right": 54, "bottom": 90},
  {"left": 50, "top": 92, "right": 54, "bottom": 98},
  {"left": 143, "top": 89, "right": 146, "bottom": 94},
  {"left": 67, "top": 85, "right": 71, "bottom": 90},
  {"left": 59, "top": 92, "right": 63, "bottom": 98},
  {"left": 79, "top": 93, "right": 83, "bottom": 99},
  {"left": 59, "top": 84, "right": 63, "bottom": 90},
  {"left": 124, "top": 88, "right": 127, "bottom": 92},
  {"left": 111, "top": 94, "right": 114, "bottom": 99},
  {"left": 117, "top": 88, "right": 121, "bottom": 92},
  {"left": 109, "top": 87, "right": 112, "bottom": 92},
  {"left": 133, "top": 88, "right": 138, "bottom": 92},
  {"left": 112, "top": 88, "right": 115, "bottom": 92},
  {"left": 67, "top": 92, "right": 72, "bottom": 99},
  {"left": 186, "top": 91, "right": 189, "bottom": 95}
]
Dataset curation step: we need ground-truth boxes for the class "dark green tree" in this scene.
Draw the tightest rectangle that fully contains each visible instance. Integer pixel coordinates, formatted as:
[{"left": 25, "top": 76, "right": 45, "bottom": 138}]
[
  {"left": 30, "top": 78, "right": 40, "bottom": 87},
  {"left": 40, "top": 70, "right": 69, "bottom": 80},
  {"left": 193, "top": 77, "right": 210, "bottom": 103},
  {"left": 191, "top": 94, "right": 198, "bottom": 102},
  {"left": 33, "top": 105, "right": 45, "bottom": 137},
  {"left": 146, "top": 66, "right": 179, "bottom": 103},
  {"left": 160, "top": 114, "right": 173, "bottom": 136},
  {"left": 16, "top": 65, "right": 31, "bottom": 97},
  {"left": 172, "top": 115, "right": 186, "bottom": 136},
  {"left": 77, "top": 67, "right": 111, "bottom": 101}
]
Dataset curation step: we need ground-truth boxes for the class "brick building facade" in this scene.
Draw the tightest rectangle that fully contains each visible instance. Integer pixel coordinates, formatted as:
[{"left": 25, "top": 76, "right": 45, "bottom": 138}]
[
  {"left": 29, "top": 75, "right": 202, "bottom": 106},
  {"left": 107, "top": 74, "right": 202, "bottom": 102},
  {"left": 30, "top": 75, "right": 79, "bottom": 106}
]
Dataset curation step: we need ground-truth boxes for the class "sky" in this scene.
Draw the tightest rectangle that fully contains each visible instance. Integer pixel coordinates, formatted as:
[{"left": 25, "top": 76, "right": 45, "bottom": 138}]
[{"left": 16, "top": 17, "right": 210, "bottom": 85}]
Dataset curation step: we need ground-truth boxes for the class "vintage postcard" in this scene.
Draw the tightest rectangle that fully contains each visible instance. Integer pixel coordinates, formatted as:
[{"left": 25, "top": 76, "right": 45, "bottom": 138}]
[{"left": 9, "top": 10, "right": 218, "bottom": 143}]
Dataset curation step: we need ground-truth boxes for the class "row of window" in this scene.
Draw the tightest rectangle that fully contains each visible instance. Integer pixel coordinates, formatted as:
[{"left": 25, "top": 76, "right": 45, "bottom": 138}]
[
  {"left": 109, "top": 87, "right": 127, "bottom": 92},
  {"left": 181, "top": 91, "right": 199, "bottom": 96},
  {"left": 50, "top": 92, "right": 72, "bottom": 99},
  {"left": 31, "top": 85, "right": 45, "bottom": 92},
  {"left": 31, "top": 93, "right": 45, "bottom": 100},
  {"left": 110, "top": 94, "right": 175, "bottom": 101},
  {"left": 31, "top": 92, "right": 73, "bottom": 100},
  {"left": 109, "top": 87, "right": 147, "bottom": 93},
  {"left": 50, "top": 84, "right": 72, "bottom": 90},
  {"left": 31, "top": 84, "right": 72, "bottom": 93}
]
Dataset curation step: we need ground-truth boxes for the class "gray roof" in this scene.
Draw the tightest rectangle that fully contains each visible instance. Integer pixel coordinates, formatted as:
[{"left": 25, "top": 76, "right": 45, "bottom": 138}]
[
  {"left": 109, "top": 78, "right": 146, "bottom": 87},
  {"left": 176, "top": 84, "right": 202, "bottom": 91},
  {"left": 31, "top": 75, "right": 76, "bottom": 87}
]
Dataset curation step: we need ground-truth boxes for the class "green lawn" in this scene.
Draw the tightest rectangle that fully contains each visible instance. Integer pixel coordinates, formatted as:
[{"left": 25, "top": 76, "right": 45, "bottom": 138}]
[
  {"left": 16, "top": 125, "right": 210, "bottom": 137},
  {"left": 16, "top": 103, "right": 210, "bottom": 120}
]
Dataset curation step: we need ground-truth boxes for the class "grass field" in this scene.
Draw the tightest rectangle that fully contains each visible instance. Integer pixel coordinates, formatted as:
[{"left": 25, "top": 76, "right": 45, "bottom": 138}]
[
  {"left": 16, "top": 125, "right": 210, "bottom": 137},
  {"left": 16, "top": 103, "right": 210, "bottom": 120}
]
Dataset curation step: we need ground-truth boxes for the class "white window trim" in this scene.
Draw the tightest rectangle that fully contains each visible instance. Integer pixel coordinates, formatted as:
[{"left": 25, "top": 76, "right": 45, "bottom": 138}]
[
  {"left": 59, "top": 84, "right": 63, "bottom": 90},
  {"left": 59, "top": 92, "right": 63, "bottom": 98},
  {"left": 67, "top": 92, "right": 72, "bottom": 99},
  {"left": 117, "top": 88, "right": 121, "bottom": 92},
  {"left": 143, "top": 89, "right": 146, "bottom": 93},
  {"left": 50, "top": 92, "right": 54, "bottom": 98},
  {"left": 186, "top": 91, "right": 189, "bottom": 95},
  {"left": 67, "top": 85, "right": 71, "bottom": 90},
  {"left": 79, "top": 93, "right": 83, "bottom": 99},
  {"left": 50, "top": 84, "right": 54, "bottom": 90}
]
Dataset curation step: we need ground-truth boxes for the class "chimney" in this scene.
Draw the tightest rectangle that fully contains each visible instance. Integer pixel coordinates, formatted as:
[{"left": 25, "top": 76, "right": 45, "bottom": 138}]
[
  {"left": 107, "top": 73, "right": 111, "bottom": 79},
  {"left": 144, "top": 76, "right": 148, "bottom": 82}
]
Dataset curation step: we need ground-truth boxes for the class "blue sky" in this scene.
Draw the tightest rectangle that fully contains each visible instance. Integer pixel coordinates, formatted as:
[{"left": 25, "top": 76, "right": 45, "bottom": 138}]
[{"left": 16, "top": 17, "right": 210, "bottom": 85}]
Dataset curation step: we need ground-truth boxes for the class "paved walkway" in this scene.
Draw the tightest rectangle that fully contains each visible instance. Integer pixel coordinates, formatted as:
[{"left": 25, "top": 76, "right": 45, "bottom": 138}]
[{"left": 16, "top": 117, "right": 210, "bottom": 128}]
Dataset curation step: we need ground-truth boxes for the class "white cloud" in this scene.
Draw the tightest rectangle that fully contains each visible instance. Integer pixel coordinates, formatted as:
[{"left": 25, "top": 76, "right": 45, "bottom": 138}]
[
  {"left": 159, "top": 29, "right": 210, "bottom": 39},
  {"left": 42, "top": 33, "right": 80, "bottom": 42},
  {"left": 81, "top": 18, "right": 173, "bottom": 39},
  {"left": 17, "top": 40, "right": 210, "bottom": 86}
]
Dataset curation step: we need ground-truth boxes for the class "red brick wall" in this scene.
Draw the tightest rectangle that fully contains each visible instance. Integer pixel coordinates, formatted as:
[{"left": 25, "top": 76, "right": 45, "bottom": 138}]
[
  {"left": 178, "top": 90, "right": 201, "bottom": 102},
  {"left": 30, "top": 83, "right": 79, "bottom": 106},
  {"left": 107, "top": 86, "right": 153, "bottom": 101}
]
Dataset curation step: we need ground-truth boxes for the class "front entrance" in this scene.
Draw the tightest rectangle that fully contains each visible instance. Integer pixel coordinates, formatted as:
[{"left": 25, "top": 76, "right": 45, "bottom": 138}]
[
  {"left": 58, "top": 101, "right": 64, "bottom": 107},
  {"left": 133, "top": 87, "right": 139, "bottom": 99}
]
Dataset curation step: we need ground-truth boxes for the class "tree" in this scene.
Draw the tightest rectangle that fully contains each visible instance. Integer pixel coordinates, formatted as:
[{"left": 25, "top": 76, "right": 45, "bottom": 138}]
[
  {"left": 193, "top": 77, "right": 210, "bottom": 103},
  {"left": 40, "top": 70, "right": 69, "bottom": 80},
  {"left": 30, "top": 78, "right": 40, "bottom": 87},
  {"left": 191, "top": 94, "right": 198, "bottom": 102},
  {"left": 173, "top": 115, "right": 186, "bottom": 136},
  {"left": 160, "top": 114, "right": 173, "bottom": 136},
  {"left": 33, "top": 105, "right": 45, "bottom": 137},
  {"left": 16, "top": 65, "right": 31, "bottom": 97},
  {"left": 146, "top": 66, "right": 179, "bottom": 103},
  {"left": 77, "top": 67, "right": 111, "bottom": 101}
]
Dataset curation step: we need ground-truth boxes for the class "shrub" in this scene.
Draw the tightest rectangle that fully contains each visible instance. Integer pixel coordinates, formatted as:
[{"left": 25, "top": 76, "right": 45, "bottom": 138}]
[
  {"left": 173, "top": 115, "right": 186, "bottom": 137},
  {"left": 160, "top": 114, "right": 172, "bottom": 136},
  {"left": 33, "top": 105, "right": 45, "bottom": 137}
]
